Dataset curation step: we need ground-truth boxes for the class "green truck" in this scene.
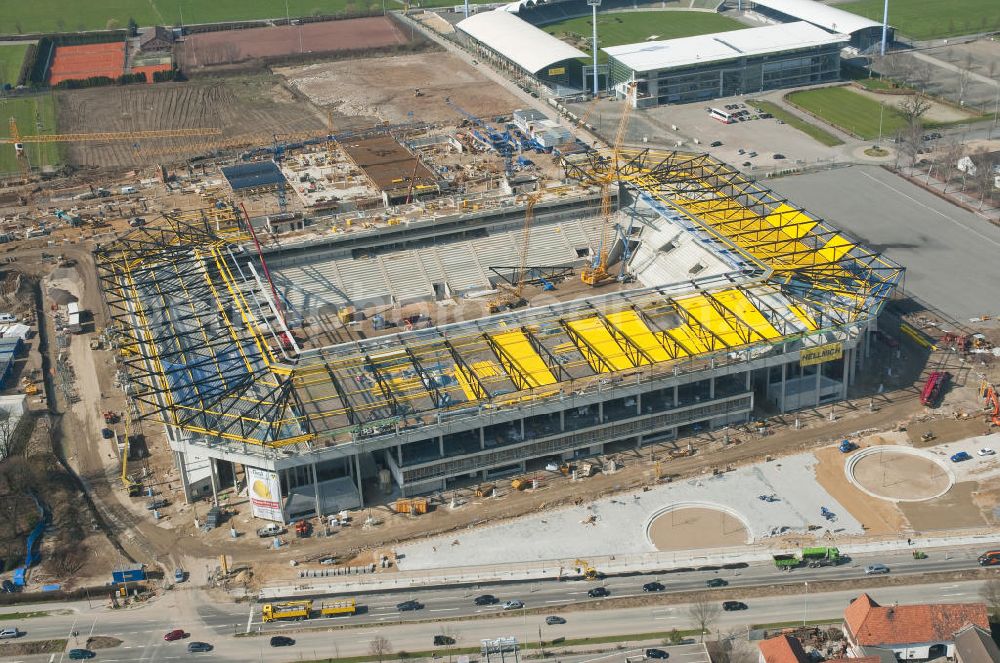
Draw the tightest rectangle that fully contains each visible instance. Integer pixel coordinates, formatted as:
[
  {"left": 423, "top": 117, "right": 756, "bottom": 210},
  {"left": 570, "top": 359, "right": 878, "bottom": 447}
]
[{"left": 773, "top": 547, "right": 842, "bottom": 569}]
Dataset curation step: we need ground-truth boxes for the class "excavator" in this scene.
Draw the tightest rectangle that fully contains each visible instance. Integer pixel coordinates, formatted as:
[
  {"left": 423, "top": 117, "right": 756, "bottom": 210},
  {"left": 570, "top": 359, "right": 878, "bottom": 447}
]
[
  {"left": 981, "top": 380, "right": 1000, "bottom": 428},
  {"left": 574, "top": 558, "right": 600, "bottom": 580},
  {"left": 581, "top": 82, "right": 637, "bottom": 287}
]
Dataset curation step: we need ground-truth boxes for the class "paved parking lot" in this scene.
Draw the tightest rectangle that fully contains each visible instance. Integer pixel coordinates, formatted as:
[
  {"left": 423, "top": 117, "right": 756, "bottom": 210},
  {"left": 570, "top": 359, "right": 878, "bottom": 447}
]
[{"left": 765, "top": 166, "right": 1000, "bottom": 320}]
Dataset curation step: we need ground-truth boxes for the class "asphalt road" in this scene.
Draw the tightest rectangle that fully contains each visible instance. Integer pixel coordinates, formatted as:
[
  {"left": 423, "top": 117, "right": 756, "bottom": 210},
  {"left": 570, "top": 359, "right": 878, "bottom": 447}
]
[{"left": 5, "top": 543, "right": 995, "bottom": 663}]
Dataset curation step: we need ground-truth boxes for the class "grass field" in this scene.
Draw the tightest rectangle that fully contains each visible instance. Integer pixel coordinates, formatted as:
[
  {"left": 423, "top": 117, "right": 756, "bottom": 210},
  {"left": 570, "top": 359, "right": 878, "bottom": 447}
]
[
  {"left": 0, "top": 0, "right": 386, "bottom": 35},
  {"left": 543, "top": 11, "right": 744, "bottom": 62},
  {"left": 839, "top": 0, "right": 1000, "bottom": 40},
  {"left": 748, "top": 100, "right": 844, "bottom": 147},
  {"left": 0, "top": 95, "right": 61, "bottom": 174},
  {"left": 785, "top": 86, "right": 910, "bottom": 140},
  {"left": 0, "top": 44, "right": 29, "bottom": 88}
]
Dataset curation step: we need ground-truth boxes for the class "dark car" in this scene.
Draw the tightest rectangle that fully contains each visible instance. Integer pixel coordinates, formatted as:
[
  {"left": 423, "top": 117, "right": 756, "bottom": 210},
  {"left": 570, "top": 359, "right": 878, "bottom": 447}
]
[
  {"left": 187, "top": 642, "right": 213, "bottom": 653},
  {"left": 474, "top": 594, "right": 498, "bottom": 606},
  {"left": 646, "top": 649, "right": 669, "bottom": 659},
  {"left": 588, "top": 586, "right": 610, "bottom": 598},
  {"left": 164, "top": 629, "right": 187, "bottom": 642},
  {"left": 642, "top": 581, "right": 665, "bottom": 592},
  {"left": 1, "top": 579, "right": 16, "bottom": 593},
  {"left": 146, "top": 498, "right": 168, "bottom": 511},
  {"left": 397, "top": 600, "right": 423, "bottom": 611},
  {"left": 706, "top": 578, "right": 728, "bottom": 588},
  {"left": 722, "top": 601, "right": 747, "bottom": 611},
  {"left": 270, "top": 636, "right": 295, "bottom": 647},
  {"left": 773, "top": 154, "right": 786, "bottom": 160},
  {"left": 68, "top": 651, "right": 96, "bottom": 660},
  {"left": 709, "top": 141, "right": 723, "bottom": 147},
  {"left": 434, "top": 635, "right": 456, "bottom": 646},
  {"left": 545, "top": 615, "right": 566, "bottom": 625}
]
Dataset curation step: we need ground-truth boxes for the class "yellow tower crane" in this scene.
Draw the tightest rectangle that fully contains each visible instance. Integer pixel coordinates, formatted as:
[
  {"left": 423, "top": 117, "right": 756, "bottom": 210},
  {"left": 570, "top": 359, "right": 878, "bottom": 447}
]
[
  {"left": 581, "top": 82, "right": 637, "bottom": 287},
  {"left": 3, "top": 117, "right": 222, "bottom": 173}
]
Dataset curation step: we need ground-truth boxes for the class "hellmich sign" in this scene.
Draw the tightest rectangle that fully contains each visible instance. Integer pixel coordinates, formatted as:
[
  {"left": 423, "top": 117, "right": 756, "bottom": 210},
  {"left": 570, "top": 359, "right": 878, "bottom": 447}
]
[{"left": 800, "top": 342, "right": 843, "bottom": 367}]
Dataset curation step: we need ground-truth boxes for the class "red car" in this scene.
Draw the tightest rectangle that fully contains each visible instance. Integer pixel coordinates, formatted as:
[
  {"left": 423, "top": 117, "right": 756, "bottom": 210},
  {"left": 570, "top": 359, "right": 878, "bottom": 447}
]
[{"left": 164, "top": 629, "right": 187, "bottom": 642}]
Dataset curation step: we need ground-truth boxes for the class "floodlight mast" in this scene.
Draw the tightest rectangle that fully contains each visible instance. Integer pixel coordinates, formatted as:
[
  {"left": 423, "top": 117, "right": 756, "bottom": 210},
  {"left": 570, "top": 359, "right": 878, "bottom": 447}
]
[
  {"left": 880, "top": 0, "right": 888, "bottom": 56},
  {"left": 588, "top": 0, "right": 601, "bottom": 97}
]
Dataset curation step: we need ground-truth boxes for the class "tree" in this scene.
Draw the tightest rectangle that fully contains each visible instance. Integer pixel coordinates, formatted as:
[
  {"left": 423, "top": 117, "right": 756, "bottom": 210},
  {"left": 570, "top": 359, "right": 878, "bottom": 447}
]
[
  {"left": 898, "top": 94, "right": 931, "bottom": 127},
  {"left": 664, "top": 628, "right": 685, "bottom": 645},
  {"left": 369, "top": 635, "right": 393, "bottom": 663},
  {"left": 688, "top": 597, "right": 720, "bottom": 643},
  {"left": 981, "top": 579, "right": 1000, "bottom": 618},
  {"left": 127, "top": 17, "right": 138, "bottom": 37}
]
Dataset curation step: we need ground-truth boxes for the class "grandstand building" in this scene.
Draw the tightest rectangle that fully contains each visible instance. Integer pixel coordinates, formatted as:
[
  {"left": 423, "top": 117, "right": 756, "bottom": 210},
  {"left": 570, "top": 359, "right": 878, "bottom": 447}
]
[
  {"left": 606, "top": 21, "right": 845, "bottom": 107},
  {"left": 97, "top": 150, "right": 901, "bottom": 521},
  {"left": 746, "top": 0, "right": 891, "bottom": 53}
]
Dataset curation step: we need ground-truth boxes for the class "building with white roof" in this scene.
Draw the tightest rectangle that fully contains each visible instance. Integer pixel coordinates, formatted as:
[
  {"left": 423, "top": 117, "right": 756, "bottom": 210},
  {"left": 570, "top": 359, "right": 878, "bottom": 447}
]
[
  {"left": 605, "top": 21, "right": 847, "bottom": 107},
  {"left": 747, "top": 0, "right": 891, "bottom": 52},
  {"left": 457, "top": 10, "right": 588, "bottom": 88}
]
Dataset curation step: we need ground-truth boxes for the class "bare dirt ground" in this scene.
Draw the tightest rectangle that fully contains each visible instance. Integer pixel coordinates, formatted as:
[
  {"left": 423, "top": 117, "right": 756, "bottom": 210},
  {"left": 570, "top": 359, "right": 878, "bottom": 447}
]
[
  {"left": 899, "top": 482, "right": 988, "bottom": 531},
  {"left": 648, "top": 507, "right": 748, "bottom": 551},
  {"left": 277, "top": 52, "right": 523, "bottom": 124},
  {"left": 908, "top": 416, "right": 990, "bottom": 447},
  {"left": 851, "top": 451, "right": 950, "bottom": 500},
  {"left": 812, "top": 445, "right": 906, "bottom": 536},
  {"left": 176, "top": 17, "right": 412, "bottom": 69},
  {"left": 54, "top": 76, "right": 327, "bottom": 167}
]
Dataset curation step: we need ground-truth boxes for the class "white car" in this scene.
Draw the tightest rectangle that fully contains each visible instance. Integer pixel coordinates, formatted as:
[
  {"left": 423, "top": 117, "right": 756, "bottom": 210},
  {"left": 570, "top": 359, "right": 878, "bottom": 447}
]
[
  {"left": 977, "top": 448, "right": 996, "bottom": 456},
  {"left": 502, "top": 600, "right": 525, "bottom": 610}
]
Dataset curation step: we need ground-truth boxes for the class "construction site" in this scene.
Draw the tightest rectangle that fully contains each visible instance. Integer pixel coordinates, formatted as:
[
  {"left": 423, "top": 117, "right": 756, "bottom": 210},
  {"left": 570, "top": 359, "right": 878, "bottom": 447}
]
[{"left": 0, "top": 1, "right": 999, "bottom": 614}]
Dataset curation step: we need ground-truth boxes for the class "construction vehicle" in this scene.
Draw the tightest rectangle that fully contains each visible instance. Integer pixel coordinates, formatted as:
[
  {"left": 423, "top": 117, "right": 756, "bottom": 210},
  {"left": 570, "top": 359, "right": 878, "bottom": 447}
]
[
  {"left": 981, "top": 380, "right": 1000, "bottom": 428},
  {"left": 801, "top": 547, "right": 842, "bottom": 567},
  {"left": 511, "top": 477, "right": 529, "bottom": 490},
  {"left": 920, "top": 371, "right": 950, "bottom": 407},
  {"left": 773, "top": 554, "right": 798, "bottom": 570},
  {"left": 261, "top": 600, "right": 313, "bottom": 623},
  {"left": 838, "top": 440, "right": 856, "bottom": 453},
  {"left": 318, "top": 599, "right": 357, "bottom": 617},
  {"left": 294, "top": 520, "right": 312, "bottom": 537},
  {"left": 573, "top": 559, "right": 600, "bottom": 580},
  {"left": 488, "top": 195, "right": 538, "bottom": 313},
  {"left": 581, "top": 82, "right": 636, "bottom": 287},
  {"left": 20, "top": 377, "right": 38, "bottom": 395}
]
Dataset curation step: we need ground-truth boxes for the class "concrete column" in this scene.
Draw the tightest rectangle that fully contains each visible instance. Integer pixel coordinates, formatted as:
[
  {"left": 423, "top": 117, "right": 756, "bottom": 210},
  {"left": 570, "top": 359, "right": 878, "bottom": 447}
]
[
  {"left": 439, "top": 435, "right": 445, "bottom": 457},
  {"left": 635, "top": 393, "right": 642, "bottom": 416},
  {"left": 780, "top": 362, "right": 787, "bottom": 413},
  {"left": 559, "top": 409, "right": 565, "bottom": 432},
  {"left": 311, "top": 462, "right": 321, "bottom": 519},
  {"left": 709, "top": 376, "right": 715, "bottom": 399},
  {"left": 353, "top": 453, "right": 365, "bottom": 508},
  {"left": 673, "top": 385, "right": 679, "bottom": 407},
  {"left": 175, "top": 451, "right": 192, "bottom": 504},
  {"left": 208, "top": 457, "right": 219, "bottom": 506},
  {"left": 597, "top": 401, "right": 604, "bottom": 424},
  {"left": 745, "top": 370, "right": 751, "bottom": 390},
  {"left": 520, "top": 418, "right": 525, "bottom": 441},
  {"left": 396, "top": 444, "right": 402, "bottom": 466},
  {"left": 814, "top": 365, "right": 822, "bottom": 406},
  {"left": 480, "top": 426, "right": 486, "bottom": 450},
  {"left": 840, "top": 354, "right": 850, "bottom": 400}
]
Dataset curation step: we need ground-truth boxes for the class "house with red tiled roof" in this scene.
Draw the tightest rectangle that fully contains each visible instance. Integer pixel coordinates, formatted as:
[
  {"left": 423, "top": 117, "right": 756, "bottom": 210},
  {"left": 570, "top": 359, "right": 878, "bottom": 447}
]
[
  {"left": 758, "top": 634, "right": 811, "bottom": 663},
  {"left": 843, "top": 594, "right": 990, "bottom": 660}
]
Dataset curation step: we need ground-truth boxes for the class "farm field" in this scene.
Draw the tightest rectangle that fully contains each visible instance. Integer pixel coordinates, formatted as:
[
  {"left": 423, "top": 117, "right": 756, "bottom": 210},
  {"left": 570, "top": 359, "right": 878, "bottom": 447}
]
[
  {"left": 543, "top": 11, "right": 745, "bottom": 62},
  {"left": 785, "top": 86, "right": 908, "bottom": 140},
  {"left": 839, "top": 0, "right": 1000, "bottom": 40},
  {"left": 53, "top": 76, "right": 326, "bottom": 167},
  {"left": 0, "top": 95, "right": 60, "bottom": 174},
  {"left": 0, "top": 0, "right": 380, "bottom": 35},
  {"left": 0, "top": 43, "right": 29, "bottom": 87}
]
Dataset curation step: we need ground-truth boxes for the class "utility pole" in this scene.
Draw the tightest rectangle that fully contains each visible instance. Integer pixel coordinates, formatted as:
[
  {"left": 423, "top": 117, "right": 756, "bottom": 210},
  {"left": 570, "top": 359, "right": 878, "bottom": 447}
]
[
  {"left": 588, "top": 0, "right": 602, "bottom": 97},
  {"left": 877, "top": 102, "right": 885, "bottom": 148},
  {"left": 880, "top": 0, "right": 889, "bottom": 56}
]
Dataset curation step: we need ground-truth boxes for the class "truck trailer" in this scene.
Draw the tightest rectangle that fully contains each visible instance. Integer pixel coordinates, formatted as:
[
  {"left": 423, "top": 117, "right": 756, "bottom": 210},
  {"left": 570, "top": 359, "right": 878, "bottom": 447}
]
[{"left": 261, "top": 598, "right": 357, "bottom": 622}]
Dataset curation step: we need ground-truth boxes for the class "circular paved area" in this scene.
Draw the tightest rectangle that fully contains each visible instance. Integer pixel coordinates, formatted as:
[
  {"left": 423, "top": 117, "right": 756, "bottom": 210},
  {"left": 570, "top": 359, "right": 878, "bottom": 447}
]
[
  {"left": 647, "top": 505, "right": 750, "bottom": 551},
  {"left": 848, "top": 446, "right": 952, "bottom": 501}
]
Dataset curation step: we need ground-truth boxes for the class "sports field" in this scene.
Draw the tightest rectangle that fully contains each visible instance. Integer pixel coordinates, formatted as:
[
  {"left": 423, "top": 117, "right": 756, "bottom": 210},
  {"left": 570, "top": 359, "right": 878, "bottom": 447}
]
[
  {"left": 0, "top": 95, "right": 60, "bottom": 174},
  {"left": 839, "top": 0, "right": 1000, "bottom": 40},
  {"left": 786, "top": 86, "right": 909, "bottom": 141},
  {"left": 543, "top": 11, "right": 744, "bottom": 61},
  {"left": 0, "top": 0, "right": 379, "bottom": 35},
  {"left": 0, "top": 44, "right": 29, "bottom": 87}
]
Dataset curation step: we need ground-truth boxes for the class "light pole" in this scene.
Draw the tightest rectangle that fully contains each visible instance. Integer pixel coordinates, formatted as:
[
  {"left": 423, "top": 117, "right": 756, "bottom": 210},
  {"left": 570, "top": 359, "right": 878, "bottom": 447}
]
[
  {"left": 876, "top": 102, "right": 884, "bottom": 148},
  {"left": 803, "top": 581, "right": 809, "bottom": 626},
  {"left": 588, "top": 0, "right": 602, "bottom": 97},
  {"left": 880, "top": 0, "right": 889, "bottom": 56}
]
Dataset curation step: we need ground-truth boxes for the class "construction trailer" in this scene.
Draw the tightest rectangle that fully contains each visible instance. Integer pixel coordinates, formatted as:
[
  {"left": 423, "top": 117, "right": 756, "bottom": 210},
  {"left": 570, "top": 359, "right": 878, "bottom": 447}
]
[{"left": 96, "top": 149, "right": 903, "bottom": 514}]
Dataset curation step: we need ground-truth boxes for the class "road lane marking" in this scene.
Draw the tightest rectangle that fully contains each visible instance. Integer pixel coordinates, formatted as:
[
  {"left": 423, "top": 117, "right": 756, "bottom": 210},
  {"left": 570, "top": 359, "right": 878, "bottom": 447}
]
[
  {"left": 430, "top": 608, "right": 459, "bottom": 612},
  {"left": 545, "top": 600, "right": 565, "bottom": 603}
]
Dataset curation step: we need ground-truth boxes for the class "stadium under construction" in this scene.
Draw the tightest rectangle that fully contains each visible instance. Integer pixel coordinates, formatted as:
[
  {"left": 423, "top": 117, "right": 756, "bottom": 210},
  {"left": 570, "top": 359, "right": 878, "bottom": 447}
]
[{"left": 96, "top": 149, "right": 903, "bottom": 521}]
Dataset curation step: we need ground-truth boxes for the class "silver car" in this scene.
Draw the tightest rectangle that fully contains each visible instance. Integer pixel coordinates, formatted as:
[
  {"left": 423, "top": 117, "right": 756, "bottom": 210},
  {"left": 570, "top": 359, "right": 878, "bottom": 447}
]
[
  {"left": 502, "top": 600, "right": 524, "bottom": 610},
  {"left": 864, "top": 564, "right": 890, "bottom": 575}
]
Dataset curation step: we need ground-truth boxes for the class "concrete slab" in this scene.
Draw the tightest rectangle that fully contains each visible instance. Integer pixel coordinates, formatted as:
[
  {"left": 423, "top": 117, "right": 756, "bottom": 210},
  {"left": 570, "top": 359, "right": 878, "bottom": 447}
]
[
  {"left": 395, "top": 451, "right": 863, "bottom": 571},
  {"left": 765, "top": 165, "right": 1000, "bottom": 320}
]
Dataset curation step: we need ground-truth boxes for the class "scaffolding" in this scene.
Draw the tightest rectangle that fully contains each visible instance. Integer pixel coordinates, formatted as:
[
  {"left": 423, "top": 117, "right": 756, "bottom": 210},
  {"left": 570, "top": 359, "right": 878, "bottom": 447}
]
[{"left": 97, "top": 151, "right": 902, "bottom": 451}]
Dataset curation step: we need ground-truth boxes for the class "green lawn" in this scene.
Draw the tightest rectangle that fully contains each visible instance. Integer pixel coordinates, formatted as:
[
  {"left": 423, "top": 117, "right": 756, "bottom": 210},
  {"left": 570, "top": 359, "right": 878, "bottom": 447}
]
[
  {"left": 839, "top": 0, "right": 1000, "bottom": 40},
  {"left": 543, "top": 11, "right": 745, "bottom": 62},
  {"left": 785, "top": 86, "right": 910, "bottom": 141},
  {"left": 0, "top": 94, "right": 61, "bottom": 174},
  {"left": 0, "top": 610, "right": 49, "bottom": 620},
  {"left": 0, "top": 43, "right": 29, "bottom": 87},
  {"left": 748, "top": 99, "right": 844, "bottom": 147},
  {"left": 0, "top": 0, "right": 377, "bottom": 35}
]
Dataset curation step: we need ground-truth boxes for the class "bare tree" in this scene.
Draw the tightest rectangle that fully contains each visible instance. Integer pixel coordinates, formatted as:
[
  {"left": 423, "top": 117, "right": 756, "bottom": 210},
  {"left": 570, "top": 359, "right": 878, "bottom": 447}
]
[
  {"left": 898, "top": 94, "right": 932, "bottom": 126},
  {"left": 940, "top": 140, "right": 966, "bottom": 192},
  {"left": 0, "top": 410, "right": 13, "bottom": 460},
  {"left": 980, "top": 579, "right": 1000, "bottom": 617},
  {"left": 369, "top": 635, "right": 393, "bottom": 663},
  {"left": 688, "top": 597, "right": 721, "bottom": 643},
  {"left": 973, "top": 153, "right": 998, "bottom": 208}
]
